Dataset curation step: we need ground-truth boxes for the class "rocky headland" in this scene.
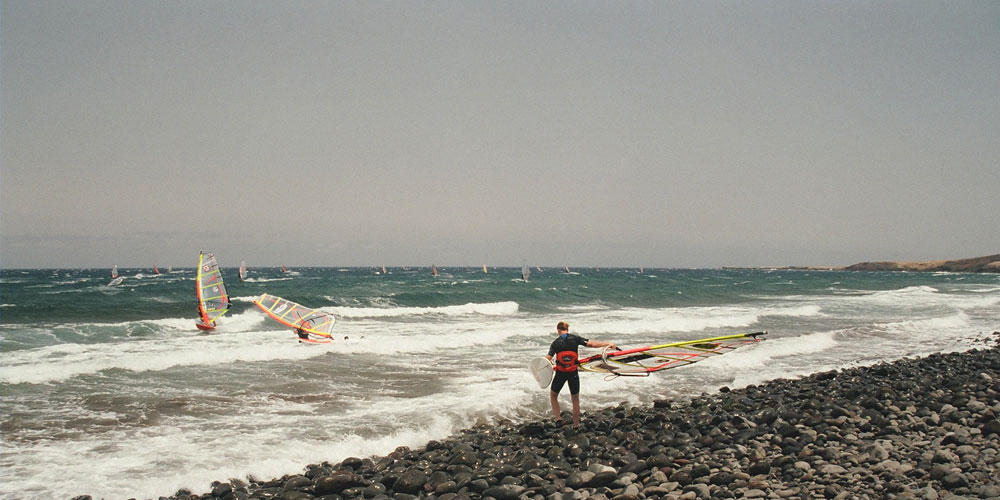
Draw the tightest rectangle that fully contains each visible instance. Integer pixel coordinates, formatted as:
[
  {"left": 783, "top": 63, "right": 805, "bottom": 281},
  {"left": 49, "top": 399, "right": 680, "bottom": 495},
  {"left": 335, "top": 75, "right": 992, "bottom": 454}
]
[
  {"left": 728, "top": 254, "right": 1000, "bottom": 273},
  {"left": 75, "top": 333, "right": 1000, "bottom": 500},
  {"left": 843, "top": 254, "right": 1000, "bottom": 273}
]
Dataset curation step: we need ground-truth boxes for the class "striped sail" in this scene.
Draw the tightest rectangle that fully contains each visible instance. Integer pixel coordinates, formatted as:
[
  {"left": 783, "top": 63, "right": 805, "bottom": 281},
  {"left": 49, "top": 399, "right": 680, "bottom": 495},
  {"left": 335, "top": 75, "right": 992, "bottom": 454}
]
[
  {"left": 578, "top": 332, "right": 766, "bottom": 376},
  {"left": 254, "top": 293, "right": 335, "bottom": 339},
  {"left": 196, "top": 252, "right": 230, "bottom": 326}
]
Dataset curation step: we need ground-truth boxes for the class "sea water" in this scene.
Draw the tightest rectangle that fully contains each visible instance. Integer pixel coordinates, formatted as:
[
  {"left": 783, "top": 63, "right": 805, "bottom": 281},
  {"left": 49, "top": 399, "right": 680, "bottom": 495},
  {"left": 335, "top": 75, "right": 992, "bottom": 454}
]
[{"left": 1, "top": 266, "right": 998, "bottom": 499}]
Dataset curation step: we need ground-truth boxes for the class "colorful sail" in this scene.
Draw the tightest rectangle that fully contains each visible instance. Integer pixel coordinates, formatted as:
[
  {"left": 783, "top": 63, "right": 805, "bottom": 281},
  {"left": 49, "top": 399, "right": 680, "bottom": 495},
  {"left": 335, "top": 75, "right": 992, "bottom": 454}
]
[
  {"left": 111, "top": 265, "right": 119, "bottom": 279},
  {"left": 431, "top": 265, "right": 438, "bottom": 277},
  {"left": 153, "top": 265, "right": 160, "bottom": 275},
  {"left": 239, "top": 261, "right": 248, "bottom": 281},
  {"left": 254, "top": 293, "right": 335, "bottom": 342},
  {"left": 195, "top": 252, "right": 231, "bottom": 329},
  {"left": 577, "top": 332, "right": 766, "bottom": 377}
]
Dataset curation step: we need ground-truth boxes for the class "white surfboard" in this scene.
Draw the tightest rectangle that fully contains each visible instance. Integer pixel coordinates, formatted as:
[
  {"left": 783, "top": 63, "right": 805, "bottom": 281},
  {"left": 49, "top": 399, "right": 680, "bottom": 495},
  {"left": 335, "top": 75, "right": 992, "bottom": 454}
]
[{"left": 529, "top": 357, "right": 554, "bottom": 389}]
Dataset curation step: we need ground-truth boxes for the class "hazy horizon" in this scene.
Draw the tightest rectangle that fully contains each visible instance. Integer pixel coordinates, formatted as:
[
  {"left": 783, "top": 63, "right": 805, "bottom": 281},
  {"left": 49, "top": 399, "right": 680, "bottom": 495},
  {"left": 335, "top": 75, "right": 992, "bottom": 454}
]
[{"left": 3, "top": 1, "right": 999, "bottom": 269}]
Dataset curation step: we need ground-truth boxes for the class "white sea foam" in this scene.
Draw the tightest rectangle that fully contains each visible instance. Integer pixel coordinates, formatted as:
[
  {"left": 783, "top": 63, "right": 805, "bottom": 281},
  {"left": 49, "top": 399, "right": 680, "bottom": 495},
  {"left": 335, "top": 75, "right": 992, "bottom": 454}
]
[
  {"left": 563, "top": 304, "right": 820, "bottom": 337},
  {"left": 240, "top": 277, "right": 293, "bottom": 283},
  {"left": 0, "top": 327, "right": 323, "bottom": 385},
  {"left": 724, "top": 331, "right": 837, "bottom": 368},
  {"left": 327, "top": 301, "right": 520, "bottom": 318}
]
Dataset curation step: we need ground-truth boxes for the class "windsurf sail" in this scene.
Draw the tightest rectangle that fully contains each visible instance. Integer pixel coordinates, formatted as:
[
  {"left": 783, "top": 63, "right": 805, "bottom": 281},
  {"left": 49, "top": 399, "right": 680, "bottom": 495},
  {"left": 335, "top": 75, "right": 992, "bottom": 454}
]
[
  {"left": 577, "top": 331, "right": 766, "bottom": 377},
  {"left": 153, "top": 265, "right": 160, "bottom": 275},
  {"left": 111, "top": 265, "right": 119, "bottom": 279},
  {"left": 196, "top": 252, "right": 231, "bottom": 328},
  {"left": 254, "top": 293, "right": 335, "bottom": 342},
  {"left": 431, "top": 265, "right": 438, "bottom": 277},
  {"left": 281, "top": 265, "right": 287, "bottom": 273},
  {"left": 483, "top": 265, "right": 488, "bottom": 274},
  {"left": 521, "top": 261, "right": 531, "bottom": 281},
  {"left": 239, "top": 261, "right": 248, "bottom": 281}
]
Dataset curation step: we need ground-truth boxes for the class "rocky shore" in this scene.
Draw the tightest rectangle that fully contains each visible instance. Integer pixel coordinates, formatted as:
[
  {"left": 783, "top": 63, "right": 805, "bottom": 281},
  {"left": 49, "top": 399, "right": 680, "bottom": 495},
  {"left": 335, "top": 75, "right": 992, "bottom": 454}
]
[{"left": 77, "top": 334, "right": 1000, "bottom": 500}]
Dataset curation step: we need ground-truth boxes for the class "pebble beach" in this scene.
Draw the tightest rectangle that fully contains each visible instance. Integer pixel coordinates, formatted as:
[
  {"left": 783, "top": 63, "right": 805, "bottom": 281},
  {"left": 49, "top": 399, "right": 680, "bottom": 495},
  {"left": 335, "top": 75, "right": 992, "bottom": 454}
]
[{"left": 75, "top": 333, "right": 999, "bottom": 500}]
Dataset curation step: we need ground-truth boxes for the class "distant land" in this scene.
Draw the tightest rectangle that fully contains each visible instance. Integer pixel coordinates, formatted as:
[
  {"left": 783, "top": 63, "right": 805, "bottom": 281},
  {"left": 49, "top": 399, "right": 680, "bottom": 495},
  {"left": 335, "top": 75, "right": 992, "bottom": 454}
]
[{"left": 727, "top": 254, "right": 1000, "bottom": 273}]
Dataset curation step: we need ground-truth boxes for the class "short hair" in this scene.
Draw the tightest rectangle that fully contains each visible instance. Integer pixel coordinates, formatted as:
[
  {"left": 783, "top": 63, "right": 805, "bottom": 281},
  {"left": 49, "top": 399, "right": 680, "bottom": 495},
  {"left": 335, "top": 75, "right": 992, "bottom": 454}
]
[{"left": 556, "top": 321, "right": 569, "bottom": 332}]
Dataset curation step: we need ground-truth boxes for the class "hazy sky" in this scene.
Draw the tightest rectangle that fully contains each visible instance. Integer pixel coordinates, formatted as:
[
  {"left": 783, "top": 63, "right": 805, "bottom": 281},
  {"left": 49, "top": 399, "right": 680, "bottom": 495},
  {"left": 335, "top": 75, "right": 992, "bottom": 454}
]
[{"left": 3, "top": 1, "right": 998, "bottom": 269}]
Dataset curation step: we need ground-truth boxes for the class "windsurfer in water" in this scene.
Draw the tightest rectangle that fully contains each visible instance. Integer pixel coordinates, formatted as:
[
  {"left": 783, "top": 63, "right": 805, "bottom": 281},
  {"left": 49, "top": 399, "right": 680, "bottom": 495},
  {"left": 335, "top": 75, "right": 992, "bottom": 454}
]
[{"left": 546, "top": 321, "right": 618, "bottom": 428}]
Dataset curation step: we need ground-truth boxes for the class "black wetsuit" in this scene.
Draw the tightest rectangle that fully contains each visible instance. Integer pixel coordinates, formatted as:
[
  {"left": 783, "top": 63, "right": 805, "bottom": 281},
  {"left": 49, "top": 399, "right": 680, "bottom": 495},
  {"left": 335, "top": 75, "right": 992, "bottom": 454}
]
[{"left": 548, "top": 333, "right": 588, "bottom": 395}]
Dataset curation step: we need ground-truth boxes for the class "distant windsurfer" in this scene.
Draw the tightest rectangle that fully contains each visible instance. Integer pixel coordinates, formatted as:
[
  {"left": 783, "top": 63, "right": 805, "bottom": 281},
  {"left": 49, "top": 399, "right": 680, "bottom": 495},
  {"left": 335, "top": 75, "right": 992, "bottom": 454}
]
[{"left": 546, "top": 321, "right": 618, "bottom": 428}]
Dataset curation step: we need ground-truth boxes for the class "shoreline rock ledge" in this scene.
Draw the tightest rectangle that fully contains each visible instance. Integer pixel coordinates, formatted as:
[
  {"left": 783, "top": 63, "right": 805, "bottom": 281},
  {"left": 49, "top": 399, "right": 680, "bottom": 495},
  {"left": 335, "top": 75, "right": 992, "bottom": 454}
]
[{"left": 76, "top": 334, "right": 1000, "bottom": 500}]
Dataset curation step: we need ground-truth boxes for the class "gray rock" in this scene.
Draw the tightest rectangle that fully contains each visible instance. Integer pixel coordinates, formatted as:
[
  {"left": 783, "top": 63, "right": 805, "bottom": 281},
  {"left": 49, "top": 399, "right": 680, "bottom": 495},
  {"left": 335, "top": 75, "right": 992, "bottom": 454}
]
[
  {"left": 940, "top": 472, "right": 969, "bottom": 489},
  {"left": 315, "top": 472, "right": 357, "bottom": 495},
  {"left": 364, "top": 483, "right": 388, "bottom": 498},
  {"left": 392, "top": 468, "right": 427, "bottom": 494},
  {"left": 482, "top": 485, "right": 524, "bottom": 500},
  {"left": 681, "top": 483, "right": 710, "bottom": 499},
  {"left": 817, "top": 464, "right": 847, "bottom": 475},
  {"left": 566, "top": 471, "right": 595, "bottom": 489},
  {"left": 211, "top": 483, "right": 233, "bottom": 497},
  {"left": 283, "top": 475, "right": 312, "bottom": 491},
  {"left": 982, "top": 419, "right": 1000, "bottom": 436}
]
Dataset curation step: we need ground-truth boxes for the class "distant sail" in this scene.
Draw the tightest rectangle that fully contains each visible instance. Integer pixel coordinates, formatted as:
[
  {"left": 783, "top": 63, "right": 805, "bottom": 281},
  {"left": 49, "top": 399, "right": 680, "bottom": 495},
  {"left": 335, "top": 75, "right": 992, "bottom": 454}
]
[
  {"left": 281, "top": 265, "right": 287, "bottom": 273},
  {"left": 564, "top": 266, "right": 570, "bottom": 273},
  {"left": 382, "top": 266, "right": 387, "bottom": 275},
  {"left": 431, "top": 265, "right": 438, "bottom": 277},
  {"left": 239, "top": 261, "right": 248, "bottom": 281},
  {"left": 521, "top": 261, "right": 531, "bottom": 281},
  {"left": 153, "top": 265, "right": 160, "bottom": 275},
  {"left": 111, "top": 265, "right": 119, "bottom": 279},
  {"left": 483, "top": 265, "right": 488, "bottom": 274},
  {"left": 195, "top": 252, "right": 231, "bottom": 330},
  {"left": 254, "top": 293, "right": 335, "bottom": 342}
]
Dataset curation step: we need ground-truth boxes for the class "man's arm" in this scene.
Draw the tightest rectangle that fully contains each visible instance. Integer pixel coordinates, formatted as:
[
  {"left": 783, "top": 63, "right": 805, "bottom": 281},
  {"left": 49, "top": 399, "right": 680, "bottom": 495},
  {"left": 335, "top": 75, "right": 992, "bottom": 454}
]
[{"left": 586, "top": 340, "right": 618, "bottom": 350}]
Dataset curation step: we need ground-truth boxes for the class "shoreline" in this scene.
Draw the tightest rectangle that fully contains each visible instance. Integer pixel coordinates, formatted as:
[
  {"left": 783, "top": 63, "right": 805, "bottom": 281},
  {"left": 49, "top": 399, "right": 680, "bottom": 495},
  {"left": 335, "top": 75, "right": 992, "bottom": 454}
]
[
  {"left": 725, "top": 253, "right": 1000, "bottom": 274},
  {"left": 75, "top": 333, "right": 1000, "bottom": 500}
]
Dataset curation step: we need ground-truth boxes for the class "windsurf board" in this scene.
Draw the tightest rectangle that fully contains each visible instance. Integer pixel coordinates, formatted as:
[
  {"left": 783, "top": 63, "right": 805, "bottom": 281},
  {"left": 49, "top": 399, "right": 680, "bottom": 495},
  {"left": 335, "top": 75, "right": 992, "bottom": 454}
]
[{"left": 529, "top": 357, "right": 554, "bottom": 389}]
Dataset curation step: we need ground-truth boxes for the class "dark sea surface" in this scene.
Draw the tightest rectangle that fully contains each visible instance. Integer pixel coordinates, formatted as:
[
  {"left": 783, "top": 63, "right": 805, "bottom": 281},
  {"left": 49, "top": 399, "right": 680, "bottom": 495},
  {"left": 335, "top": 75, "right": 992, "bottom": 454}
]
[{"left": 2, "top": 266, "right": 998, "bottom": 499}]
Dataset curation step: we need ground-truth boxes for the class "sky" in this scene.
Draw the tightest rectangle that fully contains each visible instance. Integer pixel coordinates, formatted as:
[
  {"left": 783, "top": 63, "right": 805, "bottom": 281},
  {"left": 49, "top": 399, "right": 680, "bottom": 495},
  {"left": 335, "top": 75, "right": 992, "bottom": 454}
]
[{"left": 2, "top": 1, "right": 998, "bottom": 269}]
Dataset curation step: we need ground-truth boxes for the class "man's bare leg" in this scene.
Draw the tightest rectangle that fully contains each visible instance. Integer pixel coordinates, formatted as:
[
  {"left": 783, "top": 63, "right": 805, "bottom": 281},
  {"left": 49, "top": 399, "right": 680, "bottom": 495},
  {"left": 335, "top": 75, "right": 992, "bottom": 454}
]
[
  {"left": 571, "top": 393, "right": 581, "bottom": 427},
  {"left": 550, "top": 391, "right": 561, "bottom": 421}
]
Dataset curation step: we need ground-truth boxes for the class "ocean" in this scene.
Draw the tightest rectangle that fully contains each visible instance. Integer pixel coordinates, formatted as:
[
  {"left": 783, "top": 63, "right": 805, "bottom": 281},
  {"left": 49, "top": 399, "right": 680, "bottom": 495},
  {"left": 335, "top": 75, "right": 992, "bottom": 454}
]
[{"left": 1, "top": 266, "right": 998, "bottom": 499}]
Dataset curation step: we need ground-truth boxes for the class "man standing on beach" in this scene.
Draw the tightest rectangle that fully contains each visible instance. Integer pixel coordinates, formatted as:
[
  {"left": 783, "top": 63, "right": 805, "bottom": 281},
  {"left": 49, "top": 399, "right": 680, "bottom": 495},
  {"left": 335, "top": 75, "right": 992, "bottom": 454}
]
[{"left": 547, "top": 321, "right": 618, "bottom": 428}]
